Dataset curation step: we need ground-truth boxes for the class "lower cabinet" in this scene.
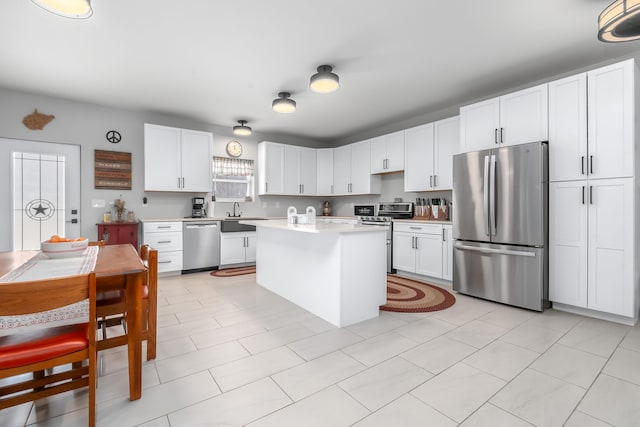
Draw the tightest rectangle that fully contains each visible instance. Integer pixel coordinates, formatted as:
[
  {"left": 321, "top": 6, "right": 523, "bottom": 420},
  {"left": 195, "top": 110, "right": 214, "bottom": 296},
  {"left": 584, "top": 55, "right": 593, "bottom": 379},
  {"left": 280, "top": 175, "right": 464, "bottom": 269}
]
[
  {"left": 97, "top": 222, "right": 138, "bottom": 248},
  {"left": 141, "top": 221, "right": 183, "bottom": 273},
  {"left": 393, "top": 222, "right": 445, "bottom": 279},
  {"left": 220, "top": 232, "right": 256, "bottom": 266},
  {"left": 442, "top": 225, "right": 453, "bottom": 281}
]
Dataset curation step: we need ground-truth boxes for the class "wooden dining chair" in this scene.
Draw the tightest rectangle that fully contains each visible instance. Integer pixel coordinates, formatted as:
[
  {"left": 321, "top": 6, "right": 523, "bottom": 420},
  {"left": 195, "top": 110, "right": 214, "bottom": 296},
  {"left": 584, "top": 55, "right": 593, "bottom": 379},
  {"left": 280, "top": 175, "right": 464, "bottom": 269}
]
[
  {"left": 95, "top": 245, "right": 158, "bottom": 361},
  {"left": 0, "top": 273, "right": 97, "bottom": 427}
]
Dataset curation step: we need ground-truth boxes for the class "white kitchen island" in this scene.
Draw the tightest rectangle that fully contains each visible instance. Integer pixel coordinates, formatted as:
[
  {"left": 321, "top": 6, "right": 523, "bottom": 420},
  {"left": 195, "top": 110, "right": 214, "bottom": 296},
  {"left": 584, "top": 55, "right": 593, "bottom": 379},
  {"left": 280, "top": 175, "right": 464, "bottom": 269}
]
[{"left": 241, "top": 219, "right": 387, "bottom": 327}]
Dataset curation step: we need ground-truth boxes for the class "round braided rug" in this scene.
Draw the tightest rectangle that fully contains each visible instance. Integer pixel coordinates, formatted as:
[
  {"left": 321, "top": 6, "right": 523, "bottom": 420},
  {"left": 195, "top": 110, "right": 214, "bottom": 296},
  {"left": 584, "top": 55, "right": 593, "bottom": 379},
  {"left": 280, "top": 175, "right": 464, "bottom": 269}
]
[
  {"left": 210, "top": 266, "right": 256, "bottom": 277},
  {"left": 381, "top": 274, "right": 456, "bottom": 313}
]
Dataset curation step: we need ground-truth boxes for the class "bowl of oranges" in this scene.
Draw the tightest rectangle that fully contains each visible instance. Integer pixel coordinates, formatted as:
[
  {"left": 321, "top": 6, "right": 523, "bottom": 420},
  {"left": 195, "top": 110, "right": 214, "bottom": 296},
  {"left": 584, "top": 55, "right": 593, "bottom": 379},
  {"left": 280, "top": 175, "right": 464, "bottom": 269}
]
[{"left": 41, "top": 235, "right": 88, "bottom": 258}]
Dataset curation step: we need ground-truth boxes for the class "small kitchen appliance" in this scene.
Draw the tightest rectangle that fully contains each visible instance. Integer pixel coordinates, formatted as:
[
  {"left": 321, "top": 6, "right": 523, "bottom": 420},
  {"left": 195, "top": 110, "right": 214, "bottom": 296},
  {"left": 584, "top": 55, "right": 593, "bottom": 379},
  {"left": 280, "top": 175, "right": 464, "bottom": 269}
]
[{"left": 191, "top": 197, "right": 206, "bottom": 218}]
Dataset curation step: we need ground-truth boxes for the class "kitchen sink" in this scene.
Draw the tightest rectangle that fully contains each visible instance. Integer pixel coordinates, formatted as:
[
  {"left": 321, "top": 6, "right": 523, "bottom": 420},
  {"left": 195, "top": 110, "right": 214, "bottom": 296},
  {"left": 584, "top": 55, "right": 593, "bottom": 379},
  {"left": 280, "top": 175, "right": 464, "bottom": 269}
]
[{"left": 220, "top": 218, "right": 265, "bottom": 233}]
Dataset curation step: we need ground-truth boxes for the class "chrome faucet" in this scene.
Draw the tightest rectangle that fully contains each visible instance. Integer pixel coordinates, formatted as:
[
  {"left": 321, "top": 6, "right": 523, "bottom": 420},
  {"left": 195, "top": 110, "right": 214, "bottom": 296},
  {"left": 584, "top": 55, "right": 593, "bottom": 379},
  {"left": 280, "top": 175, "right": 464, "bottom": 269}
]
[{"left": 227, "top": 202, "right": 241, "bottom": 217}]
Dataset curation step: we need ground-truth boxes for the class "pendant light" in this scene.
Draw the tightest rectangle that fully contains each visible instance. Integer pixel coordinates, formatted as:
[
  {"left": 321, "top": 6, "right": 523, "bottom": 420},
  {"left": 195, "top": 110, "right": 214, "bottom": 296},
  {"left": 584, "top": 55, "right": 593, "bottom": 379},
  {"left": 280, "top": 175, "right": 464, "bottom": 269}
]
[
  {"left": 309, "top": 65, "right": 340, "bottom": 94},
  {"left": 31, "top": 0, "right": 93, "bottom": 19},
  {"left": 598, "top": 0, "right": 640, "bottom": 42},
  {"left": 232, "top": 120, "right": 252, "bottom": 136},
  {"left": 272, "top": 92, "right": 297, "bottom": 113}
]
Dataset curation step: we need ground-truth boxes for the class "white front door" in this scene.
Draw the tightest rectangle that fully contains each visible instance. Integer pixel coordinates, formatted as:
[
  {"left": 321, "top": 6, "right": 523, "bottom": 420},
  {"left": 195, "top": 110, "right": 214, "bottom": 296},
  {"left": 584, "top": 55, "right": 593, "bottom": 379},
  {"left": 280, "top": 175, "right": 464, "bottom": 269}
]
[{"left": 0, "top": 138, "right": 81, "bottom": 251}]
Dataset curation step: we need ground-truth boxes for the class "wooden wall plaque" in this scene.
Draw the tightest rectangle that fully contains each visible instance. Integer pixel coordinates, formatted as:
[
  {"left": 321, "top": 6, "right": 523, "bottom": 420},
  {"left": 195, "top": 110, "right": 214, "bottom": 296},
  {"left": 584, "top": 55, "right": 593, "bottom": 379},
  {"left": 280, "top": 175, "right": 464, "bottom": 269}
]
[{"left": 94, "top": 150, "right": 132, "bottom": 190}]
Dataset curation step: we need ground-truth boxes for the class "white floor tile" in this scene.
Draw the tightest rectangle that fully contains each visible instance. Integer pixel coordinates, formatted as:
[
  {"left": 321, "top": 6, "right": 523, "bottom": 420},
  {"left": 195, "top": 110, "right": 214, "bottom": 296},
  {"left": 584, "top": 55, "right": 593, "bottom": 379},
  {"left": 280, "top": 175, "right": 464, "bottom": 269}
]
[
  {"left": 353, "top": 394, "right": 457, "bottom": 427},
  {"left": 238, "top": 323, "right": 316, "bottom": 354},
  {"left": 558, "top": 318, "right": 629, "bottom": 357},
  {"left": 463, "top": 340, "right": 539, "bottom": 381},
  {"left": 564, "top": 410, "right": 613, "bottom": 427},
  {"left": 530, "top": 344, "right": 607, "bottom": 389},
  {"left": 578, "top": 374, "right": 640, "bottom": 426},
  {"left": 346, "top": 313, "right": 409, "bottom": 339},
  {"left": 444, "top": 319, "right": 508, "bottom": 349},
  {"left": 459, "top": 403, "right": 534, "bottom": 427},
  {"left": 620, "top": 325, "right": 640, "bottom": 352},
  {"left": 603, "top": 347, "right": 640, "bottom": 386},
  {"left": 272, "top": 351, "right": 366, "bottom": 401},
  {"left": 411, "top": 363, "right": 505, "bottom": 423},
  {"left": 154, "top": 335, "right": 197, "bottom": 361},
  {"left": 490, "top": 368, "right": 585, "bottom": 427},
  {"left": 394, "top": 316, "right": 457, "bottom": 343},
  {"left": 338, "top": 357, "right": 432, "bottom": 411},
  {"left": 477, "top": 306, "right": 535, "bottom": 330},
  {"left": 400, "top": 336, "right": 477, "bottom": 375},
  {"left": 247, "top": 386, "right": 369, "bottom": 427},
  {"left": 136, "top": 416, "right": 171, "bottom": 427},
  {"left": 342, "top": 331, "right": 418, "bottom": 367},
  {"left": 286, "top": 328, "right": 364, "bottom": 361},
  {"left": 431, "top": 299, "right": 495, "bottom": 326},
  {"left": 500, "top": 321, "right": 565, "bottom": 353},
  {"left": 189, "top": 320, "right": 266, "bottom": 349}
]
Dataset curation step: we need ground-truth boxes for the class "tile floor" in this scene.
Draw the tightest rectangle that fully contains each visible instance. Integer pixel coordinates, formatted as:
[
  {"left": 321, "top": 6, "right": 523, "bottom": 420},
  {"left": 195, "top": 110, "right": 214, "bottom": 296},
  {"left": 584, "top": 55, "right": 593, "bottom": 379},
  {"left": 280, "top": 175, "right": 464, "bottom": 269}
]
[{"left": 3, "top": 272, "right": 640, "bottom": 426}]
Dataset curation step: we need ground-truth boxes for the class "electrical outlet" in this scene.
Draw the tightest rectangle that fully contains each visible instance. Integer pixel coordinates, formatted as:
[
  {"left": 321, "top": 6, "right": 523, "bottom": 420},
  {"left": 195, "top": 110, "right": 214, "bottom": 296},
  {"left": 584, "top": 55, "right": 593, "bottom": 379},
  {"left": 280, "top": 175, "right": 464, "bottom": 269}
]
[{"left": 142, "top": 197, "right": 148, "bottom": 205}]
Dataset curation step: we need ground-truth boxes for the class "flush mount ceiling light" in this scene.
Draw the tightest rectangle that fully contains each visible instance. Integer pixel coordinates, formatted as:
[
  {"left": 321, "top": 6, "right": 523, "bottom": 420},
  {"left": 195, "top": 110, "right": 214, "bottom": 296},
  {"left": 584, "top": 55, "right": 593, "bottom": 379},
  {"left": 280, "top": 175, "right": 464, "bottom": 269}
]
[
  {"left": 598, "top": 0, "right": 640, "bottom": 42},
  {"left": 309, "top": 65, "right": 340, "bottom": 94},
  {"left": 232, "top": 120, "right": 252, "bottom": 136},
  {"left": 272, "top": 92, "right": 297, "bottom": 113},
  {"left": 31, "top": 0, "right": 93, "bottom": 19}
]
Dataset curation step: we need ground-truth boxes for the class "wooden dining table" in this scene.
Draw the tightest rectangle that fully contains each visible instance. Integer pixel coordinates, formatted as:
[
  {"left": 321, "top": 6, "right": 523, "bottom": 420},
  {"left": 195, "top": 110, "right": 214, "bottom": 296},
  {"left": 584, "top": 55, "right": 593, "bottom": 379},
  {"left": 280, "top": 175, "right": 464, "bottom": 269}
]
[{"left": 0, "top": 244, "right": 147, "bottom": 401}]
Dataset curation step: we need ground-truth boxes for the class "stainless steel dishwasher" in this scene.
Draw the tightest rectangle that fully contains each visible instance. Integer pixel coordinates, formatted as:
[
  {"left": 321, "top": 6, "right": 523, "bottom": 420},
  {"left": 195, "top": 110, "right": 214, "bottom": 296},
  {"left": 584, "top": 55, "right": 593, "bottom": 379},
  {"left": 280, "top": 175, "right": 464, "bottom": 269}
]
[{"left": 183, "top": 221, "right": 220, "bottom": 272}]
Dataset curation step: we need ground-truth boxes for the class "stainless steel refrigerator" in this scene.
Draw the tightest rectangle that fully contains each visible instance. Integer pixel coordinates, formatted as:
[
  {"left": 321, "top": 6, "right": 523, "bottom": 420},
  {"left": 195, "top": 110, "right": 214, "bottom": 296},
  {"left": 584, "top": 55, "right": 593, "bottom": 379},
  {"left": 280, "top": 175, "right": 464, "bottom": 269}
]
[{"left": 452, "top": 141, "right": 549, "bottom": 311}]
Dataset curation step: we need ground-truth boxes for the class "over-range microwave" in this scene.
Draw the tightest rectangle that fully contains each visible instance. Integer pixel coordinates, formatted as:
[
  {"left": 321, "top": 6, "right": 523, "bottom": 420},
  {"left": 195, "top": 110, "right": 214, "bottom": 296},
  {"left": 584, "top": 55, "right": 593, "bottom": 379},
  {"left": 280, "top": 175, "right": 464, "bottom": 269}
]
[{"left": 353, "top": 204, "right": 376, "bottom": 217}]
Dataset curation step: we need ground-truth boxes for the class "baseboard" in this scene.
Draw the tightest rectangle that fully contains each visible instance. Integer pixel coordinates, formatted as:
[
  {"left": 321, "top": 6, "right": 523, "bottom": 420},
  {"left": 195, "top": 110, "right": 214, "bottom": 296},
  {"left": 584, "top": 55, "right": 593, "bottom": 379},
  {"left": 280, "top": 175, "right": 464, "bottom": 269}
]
[{"left": 553, "top": 302, "right": 638, "bottom": 326}]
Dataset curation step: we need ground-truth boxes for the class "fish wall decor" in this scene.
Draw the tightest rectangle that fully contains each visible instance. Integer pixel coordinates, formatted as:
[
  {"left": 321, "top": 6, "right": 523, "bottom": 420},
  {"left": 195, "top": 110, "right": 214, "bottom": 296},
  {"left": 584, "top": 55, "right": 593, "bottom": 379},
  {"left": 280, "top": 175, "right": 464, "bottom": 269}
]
[{"left": 22, "top": 109, "right": 55, "bottom": 130}]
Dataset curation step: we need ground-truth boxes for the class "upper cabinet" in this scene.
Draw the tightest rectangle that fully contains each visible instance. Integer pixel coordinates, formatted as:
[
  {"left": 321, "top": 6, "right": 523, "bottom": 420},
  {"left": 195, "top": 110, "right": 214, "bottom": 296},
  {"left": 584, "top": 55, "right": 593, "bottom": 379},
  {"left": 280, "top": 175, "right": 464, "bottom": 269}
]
[
  {"left": 549, "top": 59, "right": 635, "bottom": 182},
  {"left": 284, "top": 145, "right": 317, "bottom": 195},
  {"left": 404, "top": 116, "right": 459, "bottom": 192},
  {"left": 258, "top": 142, "right": 285, "bottom": 195},
  {"left": 333, "top": 140, "right": 381, "bottom": 195},
  {"left": 144, "top": 124, "right": 212, "bottom": 192},
  {"left": 316, "top": 148, "right": 334, "bottom": 196},
  {"left": 459, "top": 83, "right": 548, "bottom": 152},
  {"left": 370, "top": 131, "right": 405, "bottom": 174}
]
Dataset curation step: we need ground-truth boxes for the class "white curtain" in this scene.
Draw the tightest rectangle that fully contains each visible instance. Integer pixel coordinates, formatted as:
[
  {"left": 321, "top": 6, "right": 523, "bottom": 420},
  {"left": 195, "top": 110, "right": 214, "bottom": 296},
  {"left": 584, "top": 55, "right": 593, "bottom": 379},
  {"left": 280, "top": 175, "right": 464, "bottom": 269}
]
[{"left": 212, "top": 157, "right": 254, "bottom": 177}]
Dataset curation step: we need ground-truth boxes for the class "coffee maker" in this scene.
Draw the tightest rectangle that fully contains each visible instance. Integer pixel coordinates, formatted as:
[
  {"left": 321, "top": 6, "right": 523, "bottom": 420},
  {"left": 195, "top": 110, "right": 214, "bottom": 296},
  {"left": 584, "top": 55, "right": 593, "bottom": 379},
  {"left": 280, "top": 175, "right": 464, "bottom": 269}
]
[{"left": 191, "top": 197, "right": 206, "bottom": 218}]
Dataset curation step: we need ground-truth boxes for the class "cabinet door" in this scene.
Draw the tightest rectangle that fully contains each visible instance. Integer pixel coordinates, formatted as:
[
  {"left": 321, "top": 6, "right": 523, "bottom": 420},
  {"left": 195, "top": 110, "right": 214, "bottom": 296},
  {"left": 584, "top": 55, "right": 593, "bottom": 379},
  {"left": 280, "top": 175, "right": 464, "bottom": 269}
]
[
  {"left": 415, "top": 233, "right": 443, "bottom": 278},
  {"left": 333, "top": 145, "right": 351, "bottom": 195},
  {"left": 316, "top": 148, "right": 334, "bottom": 195},
  {"left": 587, "top": 59, "right": 634, "bottom": 179},
  {"left": 351, "top": 140, "right": 378, "bottom": 194},
  {"left": 283, "top": 145, "right": 302, "bottom": 195},
  {"left": 299, "top": 147, "right": 317, "bottom": 195},
  {"left": 404, "top": 123, "right": 434, "bottom": 192},
  {"left": 499, "top": 83, "right": 548, "bottom": 146},
  {"left": 144, "top": 124, "right": 182, "bottom": 191},
  {"left": 180, "top": 129, "right": 213, "bottom": 192},
  {"left": 549, "top": 181, "right": 588, "bottom": 308},
  {"left": 587, "top": 178, "right": 634, "bottom": 317},
  {"left": 258, "top": 142, "right": 285, "bottom": 195},
  {"left": 433, "top": 116, "right": 459, "bottom": 190},
  {"left": 370, "top": 136, "right": 387, "bottom": 174},
  {"left": 117, "top": 224, "right": 138, "bottom": 249},
  {"left": 386, "top": 131, "right": 405, "bottom": 172},
  {"left": 459, "top": 97, "right": 500, "bottom": 153},
  {"left": 442, "top": 225, "right": 453, "bottom": 281},
  {"left": 220, "top": 233, "right": 248, "bottom": 265},
  {"left": 392, "top": 232, "right": 416, "bottom": 272},
  {"left": 548, "top": 73, "right": 587, "bottom": 182},
  {"left": 245, "top": 232, "right": 257, "bottom": 263}
]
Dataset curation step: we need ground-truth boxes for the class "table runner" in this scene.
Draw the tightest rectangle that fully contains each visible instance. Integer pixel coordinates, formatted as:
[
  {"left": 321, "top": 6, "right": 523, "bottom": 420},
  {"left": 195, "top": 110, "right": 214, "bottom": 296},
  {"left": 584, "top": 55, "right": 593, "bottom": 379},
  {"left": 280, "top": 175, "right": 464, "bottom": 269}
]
[{"left": 0, "top": 246, "right": 99, "bottom": 337}]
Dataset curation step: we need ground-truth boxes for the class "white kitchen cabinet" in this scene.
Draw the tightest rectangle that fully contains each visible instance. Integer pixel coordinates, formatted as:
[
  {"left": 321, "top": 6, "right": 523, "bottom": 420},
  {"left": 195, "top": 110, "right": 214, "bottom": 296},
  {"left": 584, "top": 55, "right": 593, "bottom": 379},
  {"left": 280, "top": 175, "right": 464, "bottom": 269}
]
[
  {"left": 549, "top": 178, "right": 635, "bottom": 318},
  {"left": 144, "top": 124, "right": 213, "bottom": 192},
  {"left": 141, "top": 221, "right": 183, "bottom": 273},
  {"left": 549, "top": 59, "right": 635, "bottom": 182},
  {"left": 459, "top": 83, "right": 548, "bottom": 152},
  {"left": 333, "top": 140, "right": 381, "bottom": 195},
  {"left": 393, "top": 222, "right": 443, "bottom": 279},
  {"left": 404, "top": 116, "right": 459, "bottom": 192},
  {"left": 220, "top": 231, "right": 256, "bottom": 266},
  {"left": 442, "top": 224, "right": 453, "bottom": 281},
  {"left": 316, "top": 148, "right": 334, "bottom": 196},
  {"left": 284, "top": 145, "right": 317, "bottom": 195},
  {"left": 370, "top": 131, "right": 405, "bottom": 174},
  {"left": 258, "top": 142, "right": 285, "bottom": 195}
]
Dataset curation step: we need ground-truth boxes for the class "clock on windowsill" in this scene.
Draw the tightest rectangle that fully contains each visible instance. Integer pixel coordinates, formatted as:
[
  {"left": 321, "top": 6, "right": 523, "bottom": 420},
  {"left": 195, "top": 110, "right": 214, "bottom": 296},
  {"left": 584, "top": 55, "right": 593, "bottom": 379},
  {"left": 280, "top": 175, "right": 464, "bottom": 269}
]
[{"left": 226, "top": 140, "right": 243, "bottom": 158}]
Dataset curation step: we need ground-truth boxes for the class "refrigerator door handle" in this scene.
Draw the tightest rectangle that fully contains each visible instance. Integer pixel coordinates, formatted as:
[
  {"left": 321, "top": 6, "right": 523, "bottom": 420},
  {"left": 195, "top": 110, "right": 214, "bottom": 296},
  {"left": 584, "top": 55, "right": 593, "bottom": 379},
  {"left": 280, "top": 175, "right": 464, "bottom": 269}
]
[
  {"left": 489, "top": 154, "right": 497, "bottom": 236},
  {"left": 454, "top": 243, "right": 536, "bottom": 258},
  {"left": 483, "top": 155, "right": 490, "bottom": 236}
]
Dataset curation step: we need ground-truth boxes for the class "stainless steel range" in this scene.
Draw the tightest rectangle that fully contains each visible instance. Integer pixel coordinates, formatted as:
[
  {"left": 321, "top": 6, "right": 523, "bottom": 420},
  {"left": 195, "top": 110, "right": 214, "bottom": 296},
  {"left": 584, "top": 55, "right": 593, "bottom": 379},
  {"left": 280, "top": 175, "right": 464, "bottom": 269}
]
[{"left": 355, "top": 202, "right": 414, "bottom": 273}]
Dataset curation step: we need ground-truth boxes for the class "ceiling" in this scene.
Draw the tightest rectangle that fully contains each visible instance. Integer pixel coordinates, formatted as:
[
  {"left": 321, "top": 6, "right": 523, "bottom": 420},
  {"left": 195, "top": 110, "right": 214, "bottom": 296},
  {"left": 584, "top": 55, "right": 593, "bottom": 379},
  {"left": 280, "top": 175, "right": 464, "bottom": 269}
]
[{"left": 2, "top": 0, "right": 640, "bottom": 143}]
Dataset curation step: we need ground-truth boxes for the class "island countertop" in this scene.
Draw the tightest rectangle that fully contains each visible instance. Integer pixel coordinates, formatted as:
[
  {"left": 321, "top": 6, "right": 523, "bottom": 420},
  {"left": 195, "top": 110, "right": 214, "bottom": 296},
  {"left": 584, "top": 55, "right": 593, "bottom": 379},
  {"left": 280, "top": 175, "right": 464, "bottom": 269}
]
[{"left": 239, "top": 219, "right": 386, "bottom": 234}]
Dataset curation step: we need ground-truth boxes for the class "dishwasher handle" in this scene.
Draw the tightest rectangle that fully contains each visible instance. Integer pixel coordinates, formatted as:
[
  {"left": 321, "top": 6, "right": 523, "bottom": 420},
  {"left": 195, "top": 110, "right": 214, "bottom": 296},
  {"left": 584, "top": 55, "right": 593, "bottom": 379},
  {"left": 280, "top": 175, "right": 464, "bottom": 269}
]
[{"left": 185, "top": 223, "right": 218, "bottom": 229}]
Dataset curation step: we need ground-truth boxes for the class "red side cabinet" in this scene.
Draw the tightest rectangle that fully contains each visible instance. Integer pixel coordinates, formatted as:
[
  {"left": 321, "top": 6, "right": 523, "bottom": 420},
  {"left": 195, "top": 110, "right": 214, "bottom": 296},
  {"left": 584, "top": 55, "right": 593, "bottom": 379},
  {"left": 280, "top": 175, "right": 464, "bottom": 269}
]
[{"left": 97, "top": 222, "right": 138, "bottom": 249}]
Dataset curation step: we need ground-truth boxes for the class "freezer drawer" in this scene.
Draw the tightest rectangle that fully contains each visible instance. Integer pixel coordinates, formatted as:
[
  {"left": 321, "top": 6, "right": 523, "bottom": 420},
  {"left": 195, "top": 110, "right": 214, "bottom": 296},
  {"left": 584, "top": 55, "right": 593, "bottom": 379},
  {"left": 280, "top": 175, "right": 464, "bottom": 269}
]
[{"left": 453, "top": 241, "right": 548, "bottom": 311}]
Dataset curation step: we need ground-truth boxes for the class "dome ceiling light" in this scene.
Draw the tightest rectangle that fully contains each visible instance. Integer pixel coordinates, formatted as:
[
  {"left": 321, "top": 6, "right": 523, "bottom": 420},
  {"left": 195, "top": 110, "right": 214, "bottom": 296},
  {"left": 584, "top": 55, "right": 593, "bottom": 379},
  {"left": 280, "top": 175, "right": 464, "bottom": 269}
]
[
  {"left": 232, "top": 120, "right": 252, "bottom": 136},
  {"left": 309, "top": 65, "right": 340, "bottom": 94},
  {"left": 272, "top": 92, "right": 297, "bottom": 113},
  {"left": 598, "top": 0, "right": 640, "bottom": 42},
  {"left": 31, "top": 0, "right": 93, "bottom": 19}
]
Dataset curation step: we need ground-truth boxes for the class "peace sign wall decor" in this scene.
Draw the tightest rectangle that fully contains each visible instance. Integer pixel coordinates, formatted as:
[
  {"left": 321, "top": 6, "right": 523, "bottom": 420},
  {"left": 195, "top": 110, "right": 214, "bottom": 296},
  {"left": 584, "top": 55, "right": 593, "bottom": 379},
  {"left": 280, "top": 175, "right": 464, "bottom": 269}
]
[{"left": 94, "top": 149, "right": 132, "bottom": 190}]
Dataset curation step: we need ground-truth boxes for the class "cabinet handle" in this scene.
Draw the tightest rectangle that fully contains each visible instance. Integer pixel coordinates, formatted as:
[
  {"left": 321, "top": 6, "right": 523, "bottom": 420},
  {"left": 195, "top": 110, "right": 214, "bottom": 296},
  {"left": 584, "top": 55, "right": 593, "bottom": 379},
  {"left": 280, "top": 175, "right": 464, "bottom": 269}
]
[
  {"left": 265, "top": 182, "right": 268, "bottom": 192},
  {"left": 302, "top": 184, "right": 304, "bottom": 193},
  {"left": 581, "top": 156, "right": 585, "bottom": 175},
  {"left": 582, "top": 186, "right": 585, "bottom": 205},
  {"left": 429, "top": 175, "right": 433, "bottom": 187},
  {"left": 331, "top": 184, "right": 333, "bottom": 194},
  {"left": 157, "top": 226, "right": 171, "bottom": 229},
  {"left": 494, "top": 128, "right": 498, "bottom": 144},
  {"left": 590, "top": 155, "right": 593, "bottom": 174},
  {"left": 414, "top": 236, "right": 418, "bottom": 250},
  {"left": 182, "top": 177, "right": 185, "bottom": 188},
  {"left": 442, "top": 229, "right": 446, "bottom": 242},
  {"left": 500, "top": 128, "right": 504, "bottom": 143},
  {"left": 177, "top": 177, "right": 181, "bottom": 189},
  {"left": 409, "top": 226, "right": 422, "bottom": 230},
  {"left": 411, "top": 236, "right": 415, "bottom": 249},
  {"left": 590, "top": 185, "right": 593, "bottom": 204},
  {"left": 157, "top": 240, "right": 172, "bottom": 244},
  {"left": 434, "top": 175, "right": 437, "bottom": 187},
  {"left": 158, "top": 260, "right": 172, "bottom": 264}
]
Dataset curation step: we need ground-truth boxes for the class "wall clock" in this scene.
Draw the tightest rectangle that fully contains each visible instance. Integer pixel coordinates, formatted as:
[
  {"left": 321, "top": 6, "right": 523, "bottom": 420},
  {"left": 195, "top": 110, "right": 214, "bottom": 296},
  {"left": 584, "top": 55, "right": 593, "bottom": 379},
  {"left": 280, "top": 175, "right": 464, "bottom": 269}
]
[{"left": 226, "top": 140, "right": 243, "bottom": 157}]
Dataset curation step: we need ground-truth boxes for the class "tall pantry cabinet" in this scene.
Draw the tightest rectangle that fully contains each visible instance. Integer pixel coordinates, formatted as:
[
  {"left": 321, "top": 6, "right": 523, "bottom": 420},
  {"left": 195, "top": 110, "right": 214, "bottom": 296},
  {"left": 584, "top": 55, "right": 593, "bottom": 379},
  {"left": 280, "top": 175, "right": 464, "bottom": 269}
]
[{"left": 548, "top": 59, "right": 639, "bottom": 323}]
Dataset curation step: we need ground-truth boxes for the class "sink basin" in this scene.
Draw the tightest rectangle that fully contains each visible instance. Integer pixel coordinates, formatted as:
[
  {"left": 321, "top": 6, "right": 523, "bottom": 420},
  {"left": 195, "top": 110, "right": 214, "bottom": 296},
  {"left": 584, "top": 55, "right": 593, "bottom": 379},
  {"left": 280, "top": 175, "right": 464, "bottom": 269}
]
[{"left": 220, "top": 218, "right": 265, "bottom": 232}]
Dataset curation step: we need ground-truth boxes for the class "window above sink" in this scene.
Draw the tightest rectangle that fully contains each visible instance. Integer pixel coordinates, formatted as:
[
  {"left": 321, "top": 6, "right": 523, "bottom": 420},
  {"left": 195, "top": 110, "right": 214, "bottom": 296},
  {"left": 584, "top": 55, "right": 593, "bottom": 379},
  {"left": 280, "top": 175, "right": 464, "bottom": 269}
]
[{"left": 212, "top": 157, "right": 254, "bottom": 202}]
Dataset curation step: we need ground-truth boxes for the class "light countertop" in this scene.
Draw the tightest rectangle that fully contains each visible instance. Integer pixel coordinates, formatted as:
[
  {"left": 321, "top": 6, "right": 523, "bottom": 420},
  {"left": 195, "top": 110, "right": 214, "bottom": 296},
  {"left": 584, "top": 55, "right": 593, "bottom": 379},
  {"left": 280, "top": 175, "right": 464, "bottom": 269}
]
[{"left": 239, "top": 219, "right": 388, "bottom": 234}]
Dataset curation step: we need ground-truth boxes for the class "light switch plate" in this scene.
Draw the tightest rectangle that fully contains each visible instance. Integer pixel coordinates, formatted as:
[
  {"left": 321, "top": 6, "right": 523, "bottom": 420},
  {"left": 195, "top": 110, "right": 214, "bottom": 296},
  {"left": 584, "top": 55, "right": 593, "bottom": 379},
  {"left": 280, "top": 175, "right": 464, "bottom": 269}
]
[{"left": 91, "top": 199, "right": 106, "bottom": 208}]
